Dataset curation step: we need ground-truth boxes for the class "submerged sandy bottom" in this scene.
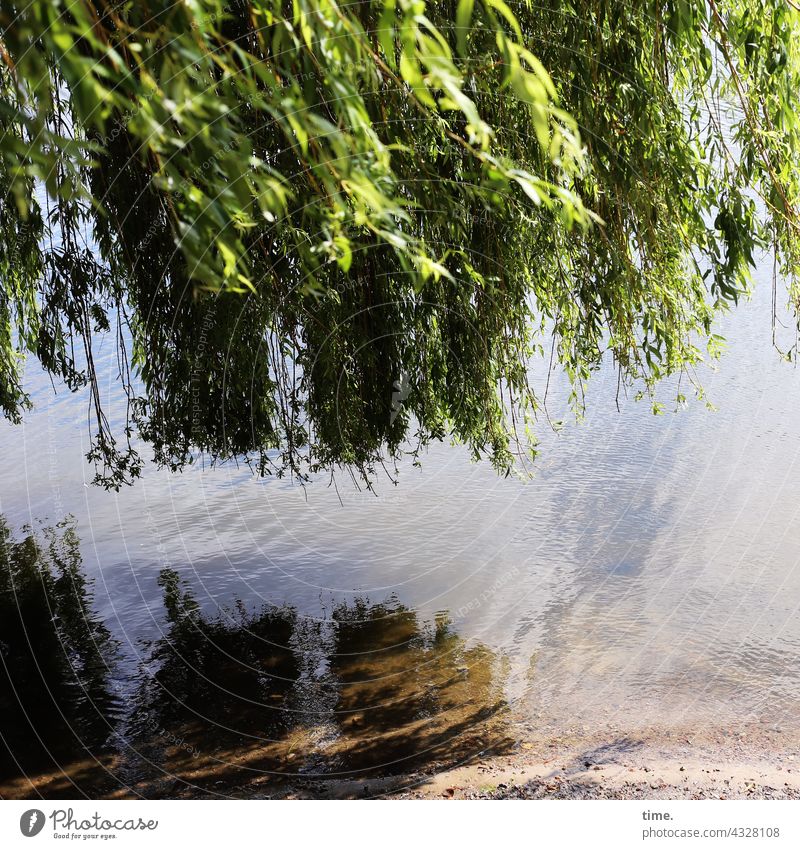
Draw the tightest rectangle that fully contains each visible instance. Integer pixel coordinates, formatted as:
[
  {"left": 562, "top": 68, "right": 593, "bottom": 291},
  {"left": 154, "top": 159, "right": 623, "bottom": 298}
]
[{"left": 5, "top": 711, "right": 797, "bottom": 801}]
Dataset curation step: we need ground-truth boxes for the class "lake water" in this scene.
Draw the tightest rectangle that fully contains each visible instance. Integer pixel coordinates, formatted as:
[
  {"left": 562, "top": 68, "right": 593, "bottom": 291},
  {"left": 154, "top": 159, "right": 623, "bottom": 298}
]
[{"left": 2, "top": 256, "right": 799, "bottom": 797}]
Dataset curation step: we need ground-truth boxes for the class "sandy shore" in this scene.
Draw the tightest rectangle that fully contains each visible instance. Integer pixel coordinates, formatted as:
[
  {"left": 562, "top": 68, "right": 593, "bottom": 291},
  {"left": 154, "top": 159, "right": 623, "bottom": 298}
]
[
  {"left": 395, "top": 753, "right": 800, "bottom": 800},
  {"left": 4, "top": 719, "right": 797, "bottom": 800},
  {"left": 400, "top": 732, "right": 800, "bottom": 799},
  {"left": 274, "top": 756, "right": 800, "bottom": 800},
  {"left": 260, "top": 723, "right": 800, "bottom": 800}
]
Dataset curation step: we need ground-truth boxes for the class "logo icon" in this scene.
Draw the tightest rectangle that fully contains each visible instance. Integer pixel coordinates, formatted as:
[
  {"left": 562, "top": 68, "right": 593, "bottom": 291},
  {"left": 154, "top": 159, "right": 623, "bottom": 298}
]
[{"left": 20, "top": 810, "right": 46, "bottom": 837}]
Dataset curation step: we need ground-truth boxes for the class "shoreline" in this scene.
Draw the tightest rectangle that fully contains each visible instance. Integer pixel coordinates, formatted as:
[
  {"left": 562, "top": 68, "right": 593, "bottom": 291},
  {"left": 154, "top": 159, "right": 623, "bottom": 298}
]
[
  {"left": 265, "top": 726, "right": 800, "bottom": 800},
  {"left": 3, "top": 723, "right": 798, "bottom": 801},
  {"left": 392, "top": 750, "right": 800, "bottom": 800}
]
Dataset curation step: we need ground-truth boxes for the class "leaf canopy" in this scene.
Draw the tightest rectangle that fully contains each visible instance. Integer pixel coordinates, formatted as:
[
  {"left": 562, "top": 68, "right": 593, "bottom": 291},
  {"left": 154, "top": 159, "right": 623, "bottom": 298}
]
[{"left": 1, "top": 1, "right": 799, "bottom": 486}]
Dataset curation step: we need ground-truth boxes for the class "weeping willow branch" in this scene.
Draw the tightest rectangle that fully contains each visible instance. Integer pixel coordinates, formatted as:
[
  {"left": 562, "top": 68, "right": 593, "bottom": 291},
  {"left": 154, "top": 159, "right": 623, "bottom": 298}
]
[{"left": 0, "top": 0, "right": 798, "bottom": 488}]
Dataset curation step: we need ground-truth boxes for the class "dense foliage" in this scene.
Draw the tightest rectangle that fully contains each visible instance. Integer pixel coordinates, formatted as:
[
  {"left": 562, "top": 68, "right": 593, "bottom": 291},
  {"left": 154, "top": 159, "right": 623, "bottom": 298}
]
[{"left": 1, "top": 1, "right": 799, "bottom": 486}]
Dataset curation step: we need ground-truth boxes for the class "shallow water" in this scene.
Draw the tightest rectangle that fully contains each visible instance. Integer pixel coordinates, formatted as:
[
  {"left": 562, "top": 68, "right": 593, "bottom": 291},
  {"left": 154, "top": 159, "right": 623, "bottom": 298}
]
[{"left": 2, "top": 258, "right": 800, "bottom": 797}]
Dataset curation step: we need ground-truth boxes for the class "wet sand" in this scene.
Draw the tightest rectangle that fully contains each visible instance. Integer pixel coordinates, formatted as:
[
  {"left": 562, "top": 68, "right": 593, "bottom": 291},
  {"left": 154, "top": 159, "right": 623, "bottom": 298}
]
[
  {"left": 252, "top": 722, "right": 800, "bottom": 800},
  {"left": 4, "top": 726, "right": 798, "bottom": 800},
  {"left": 396, "top": 746, "right": 800, "bottom": 800}
]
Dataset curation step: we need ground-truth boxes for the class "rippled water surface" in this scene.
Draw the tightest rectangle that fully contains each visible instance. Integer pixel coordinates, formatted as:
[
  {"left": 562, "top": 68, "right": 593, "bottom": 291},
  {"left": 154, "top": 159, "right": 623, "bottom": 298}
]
[{"left": 2, "top": 261, "right": 800, "bottom": 797}]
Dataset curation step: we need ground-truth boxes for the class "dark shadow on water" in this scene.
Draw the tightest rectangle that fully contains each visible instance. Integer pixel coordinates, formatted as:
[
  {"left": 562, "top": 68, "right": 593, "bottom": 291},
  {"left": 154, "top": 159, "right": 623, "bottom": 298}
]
[
  {"left": 125, "top": 572, "right": 513, "bottom": 796},
  {"left": 0, "top": 521, "right": 514, "bottom": 798},
  {"left": 563, "top": 738, "right": 645, "bottom": 775},
  {"left": 0, "top": 518, "right": 122, "bottom": 798},
  {"left": 327, "top": 599, "right": 511, "bottom": 776}
]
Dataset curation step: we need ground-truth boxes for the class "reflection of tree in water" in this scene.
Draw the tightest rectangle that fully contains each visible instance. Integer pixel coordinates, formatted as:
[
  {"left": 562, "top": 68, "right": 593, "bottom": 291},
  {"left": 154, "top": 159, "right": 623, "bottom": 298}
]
[
  {"left": 329, "top": 599, "right": 511, "bottom": 774},
  {"left": 0, "top": 517, "right": 119, "bottom": 795},
  {"left": 130, "top": 569, "right": 304, "bottom": 757},
  {"left": 129, "top": 570, "right": 512, "bottom": 795},
  {"left": 0, "top": 534, "right": 513, "bottom": 798}
]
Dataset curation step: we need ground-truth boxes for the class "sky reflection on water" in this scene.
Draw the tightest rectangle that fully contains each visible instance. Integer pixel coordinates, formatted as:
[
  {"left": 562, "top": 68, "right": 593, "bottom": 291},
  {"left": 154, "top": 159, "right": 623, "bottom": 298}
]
[{"left": 2, "top": 260, "right": 800, "bottom": 796}]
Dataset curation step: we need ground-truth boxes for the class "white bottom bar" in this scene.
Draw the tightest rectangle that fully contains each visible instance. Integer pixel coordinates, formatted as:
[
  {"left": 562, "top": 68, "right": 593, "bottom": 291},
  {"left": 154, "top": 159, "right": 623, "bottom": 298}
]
[{"left": 3, "top": 799, "right": 798, "bottom": 849}]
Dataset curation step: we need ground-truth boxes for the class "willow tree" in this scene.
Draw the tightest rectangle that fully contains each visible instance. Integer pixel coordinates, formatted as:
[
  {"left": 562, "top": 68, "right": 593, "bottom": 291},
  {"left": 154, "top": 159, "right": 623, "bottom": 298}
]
[{"left": 1, "top": 1, "right": 799, "bottom": 487}]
